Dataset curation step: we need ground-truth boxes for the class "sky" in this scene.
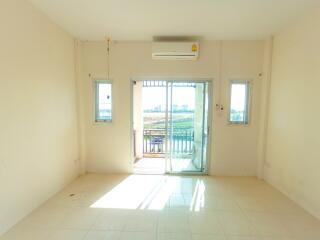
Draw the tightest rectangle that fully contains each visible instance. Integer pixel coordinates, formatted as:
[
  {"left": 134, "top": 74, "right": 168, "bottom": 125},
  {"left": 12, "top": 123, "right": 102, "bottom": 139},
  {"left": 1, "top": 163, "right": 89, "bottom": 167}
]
[
  {"left": 99, "top": 83, "right": 112, "bottom": 109},
  {"left": 230, "top": 84, "right": 247, "bottom": 111}
]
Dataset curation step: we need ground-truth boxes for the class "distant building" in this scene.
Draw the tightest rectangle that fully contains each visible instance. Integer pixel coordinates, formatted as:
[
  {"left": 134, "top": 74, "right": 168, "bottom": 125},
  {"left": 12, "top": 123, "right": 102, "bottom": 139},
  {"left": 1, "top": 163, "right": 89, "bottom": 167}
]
[{"left": 181, "top": 104, "right": 188, "bottom": 111}]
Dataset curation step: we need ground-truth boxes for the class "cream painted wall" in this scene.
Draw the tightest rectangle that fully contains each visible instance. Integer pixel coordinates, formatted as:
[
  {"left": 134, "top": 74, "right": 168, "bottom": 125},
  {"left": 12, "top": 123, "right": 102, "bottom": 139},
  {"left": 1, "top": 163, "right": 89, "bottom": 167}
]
[
  {"left": 0, "top": 0, "right": 79, "bottom": 235},
  {"left": 264, "top": 8, "right": 320, "bottom": 218},
  {"left": 78, "top": 40, "right": 264, "bottom": 175}
]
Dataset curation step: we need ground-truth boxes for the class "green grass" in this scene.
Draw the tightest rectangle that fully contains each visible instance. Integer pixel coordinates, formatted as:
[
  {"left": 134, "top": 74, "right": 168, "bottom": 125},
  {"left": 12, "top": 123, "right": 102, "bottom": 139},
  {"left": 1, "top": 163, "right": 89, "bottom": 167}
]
[{"left": 143, "top": 112, "right": 194, "bottom": 130}]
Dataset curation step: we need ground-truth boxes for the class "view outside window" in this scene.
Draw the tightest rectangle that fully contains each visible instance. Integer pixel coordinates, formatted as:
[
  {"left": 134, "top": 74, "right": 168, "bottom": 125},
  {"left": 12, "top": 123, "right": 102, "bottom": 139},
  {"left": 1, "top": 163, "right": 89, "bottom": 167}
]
[
  {"left": 230, "top": 81, "right": 250, "bottom": 124},
  {"left": 95, "top": 81, "right": 112, "bottom": 122},
  {"left": 140, "top": 80, "right": 209, "bottom": 173},
  {"left": 143, "top": 85, "right": 167, "bottom": 130},
  {"left": 142, "top": 83, "right": 167, "bottom": 155},
  {"left": 142, "top": 81, "right": 196, "bottom": 157},
  {"left": 142, "top": 84, "right": 195, "bottom": 130}
]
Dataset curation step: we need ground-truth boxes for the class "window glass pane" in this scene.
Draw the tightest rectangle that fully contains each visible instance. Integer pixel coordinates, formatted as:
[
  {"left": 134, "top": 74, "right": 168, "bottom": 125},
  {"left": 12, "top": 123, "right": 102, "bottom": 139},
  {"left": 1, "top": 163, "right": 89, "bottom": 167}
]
[
  {"left": 230, "top": 81, "right": 249, "bottom": 124},
  {"left": 96, "top": 82, "right": 112, "bottom": 122}
]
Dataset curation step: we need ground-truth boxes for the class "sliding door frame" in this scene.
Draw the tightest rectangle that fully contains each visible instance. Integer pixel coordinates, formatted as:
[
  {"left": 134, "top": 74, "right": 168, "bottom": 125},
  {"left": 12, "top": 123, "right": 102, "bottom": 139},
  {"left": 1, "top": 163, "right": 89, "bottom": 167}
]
[{"left": 130, "top": 77, "right": 213, "bottom": 175}]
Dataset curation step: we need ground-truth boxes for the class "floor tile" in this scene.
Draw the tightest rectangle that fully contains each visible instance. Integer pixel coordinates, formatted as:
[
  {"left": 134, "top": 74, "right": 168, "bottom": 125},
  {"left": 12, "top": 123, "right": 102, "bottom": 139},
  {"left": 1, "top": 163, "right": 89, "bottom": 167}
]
[
  {"left": 62, "top": 208, "right": 100, "bottom": 229},
  {"left": 49, "top": 229, "right": 88, "bottom": 240},
  {"left": 203, "top": 196, "right": 241, "bottom": 211},
  {"left": 83, "top": 230, "right": 120, "bottom": 240},
  {"left": 226, "top": 236, "right": 262, "bottom": 240},
  {"left": 119, "top": 231, "right": 157, "bottom": 240},
  {"left": 92, "top": 209, "right": 127, "bottom": 230},
  {"left": 124, "top": 211, "right": 158, "bottom": 232},
  {"left": 192, "top": 234, "right": 226, "bottom": 240},
  {"left": 158, "top": 211, "right": 190, "bottom": 233},
  {"left": 246, "top": 212, "right": 291, "bottom": 237},
  {"left": 217, "top": 211, "right": 256, "bottom": 236},
  {"left": 189, "top": 212, "right": 224, "bottom": 234},
  {"left": 159, "top": 232, "right": 192, "bottom": 240}
]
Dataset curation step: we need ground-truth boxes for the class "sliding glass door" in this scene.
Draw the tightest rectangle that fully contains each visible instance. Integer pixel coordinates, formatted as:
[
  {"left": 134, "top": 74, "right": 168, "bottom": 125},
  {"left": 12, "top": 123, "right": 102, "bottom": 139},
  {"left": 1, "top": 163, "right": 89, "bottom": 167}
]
[{"left": 166, "top": 81, "right": 210, "bottom": 173}]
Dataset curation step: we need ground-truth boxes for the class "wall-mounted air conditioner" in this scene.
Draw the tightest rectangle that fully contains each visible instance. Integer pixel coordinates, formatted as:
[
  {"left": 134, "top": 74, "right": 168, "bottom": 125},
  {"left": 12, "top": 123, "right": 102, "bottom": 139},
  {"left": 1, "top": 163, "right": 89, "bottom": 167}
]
[{"left": 152, "top": 42, "right": 199, "bottom": 60}]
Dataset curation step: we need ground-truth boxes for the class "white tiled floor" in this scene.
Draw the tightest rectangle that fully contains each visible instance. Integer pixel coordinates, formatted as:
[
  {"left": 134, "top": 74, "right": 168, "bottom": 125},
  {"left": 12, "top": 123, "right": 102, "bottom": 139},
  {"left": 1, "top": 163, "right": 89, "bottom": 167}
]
[
  {"left": 133, "top": 158, "right": 166, "bottom": 174},
  {"left": 2, "top": 174, "right": 320, "bottom": 240}
]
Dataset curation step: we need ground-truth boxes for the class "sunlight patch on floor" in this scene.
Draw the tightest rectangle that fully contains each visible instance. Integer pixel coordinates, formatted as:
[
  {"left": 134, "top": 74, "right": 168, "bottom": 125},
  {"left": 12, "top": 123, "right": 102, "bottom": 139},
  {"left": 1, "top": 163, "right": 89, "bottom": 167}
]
[
  {"left": 189, "top": 179, "right": 206, "bottom": 211},
  {"left": 90, "top": 175, "right": 205, "bottom": 211}
]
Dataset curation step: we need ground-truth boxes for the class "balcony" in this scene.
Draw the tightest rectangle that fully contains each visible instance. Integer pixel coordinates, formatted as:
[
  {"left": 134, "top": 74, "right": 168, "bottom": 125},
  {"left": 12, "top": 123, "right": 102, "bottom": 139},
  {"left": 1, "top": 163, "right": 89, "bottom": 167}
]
[{"left": 143, "top": 129, "right": 194, "bottom": 157}]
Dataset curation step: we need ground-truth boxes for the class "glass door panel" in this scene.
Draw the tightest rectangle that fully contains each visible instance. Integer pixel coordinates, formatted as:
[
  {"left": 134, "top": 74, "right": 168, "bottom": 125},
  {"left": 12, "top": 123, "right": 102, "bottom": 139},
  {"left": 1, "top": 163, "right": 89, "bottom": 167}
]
[{"left": 166, "top": 81, "right": 210, "bottom": 173}]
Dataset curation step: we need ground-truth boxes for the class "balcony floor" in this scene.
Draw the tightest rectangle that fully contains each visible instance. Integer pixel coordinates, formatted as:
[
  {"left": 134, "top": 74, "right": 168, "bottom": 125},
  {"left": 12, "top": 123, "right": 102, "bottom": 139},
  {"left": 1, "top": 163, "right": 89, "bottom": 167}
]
[{"left": 133, "top": 157, "right": 201, "bottom": 174}]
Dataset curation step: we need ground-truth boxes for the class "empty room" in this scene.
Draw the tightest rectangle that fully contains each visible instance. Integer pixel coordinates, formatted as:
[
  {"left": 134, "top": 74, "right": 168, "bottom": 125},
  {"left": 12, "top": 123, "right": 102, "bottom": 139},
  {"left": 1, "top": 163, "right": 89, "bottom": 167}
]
[{"left": 1, "top": 0, "right": 320, "bottom": 239}]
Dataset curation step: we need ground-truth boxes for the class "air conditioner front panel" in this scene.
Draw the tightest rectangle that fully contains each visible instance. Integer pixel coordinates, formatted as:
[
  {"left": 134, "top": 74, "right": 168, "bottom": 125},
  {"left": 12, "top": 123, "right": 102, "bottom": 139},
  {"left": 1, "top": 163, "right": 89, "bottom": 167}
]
[{"left": 152, "top": 42, "right": 199, "bottom": 60}]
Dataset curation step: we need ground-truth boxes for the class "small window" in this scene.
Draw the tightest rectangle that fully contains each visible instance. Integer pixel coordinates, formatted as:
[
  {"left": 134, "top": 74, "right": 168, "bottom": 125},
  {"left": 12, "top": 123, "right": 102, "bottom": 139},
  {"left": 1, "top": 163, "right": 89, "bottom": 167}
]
[
  {"left": 94, "top": 80, "right": 112, "bottom": 122},
  {"left": 229, "top": 80, "right": 250, "bottom": 124}
]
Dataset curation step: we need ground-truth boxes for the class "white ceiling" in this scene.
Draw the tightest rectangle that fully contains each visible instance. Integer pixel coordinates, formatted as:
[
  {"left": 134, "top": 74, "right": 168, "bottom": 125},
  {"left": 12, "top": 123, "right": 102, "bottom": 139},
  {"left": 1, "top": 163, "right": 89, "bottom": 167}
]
[{"left": 29, "top": 0, "right": 320, "bottom": 41}]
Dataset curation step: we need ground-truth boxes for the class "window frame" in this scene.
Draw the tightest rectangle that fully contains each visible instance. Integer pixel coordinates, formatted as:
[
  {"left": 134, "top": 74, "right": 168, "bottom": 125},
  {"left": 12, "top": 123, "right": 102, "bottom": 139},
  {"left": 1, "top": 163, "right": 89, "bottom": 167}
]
[
  {"left": 93, "top": 79, "right": 113, "bottom": 123},
  {"left": 228, "top": 79, "right": 251, "bottom": 125}
]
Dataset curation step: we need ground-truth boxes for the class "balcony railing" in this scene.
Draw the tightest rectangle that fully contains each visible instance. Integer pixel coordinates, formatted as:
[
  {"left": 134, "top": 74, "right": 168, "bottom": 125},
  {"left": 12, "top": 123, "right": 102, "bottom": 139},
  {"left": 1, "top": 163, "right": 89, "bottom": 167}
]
[{"left": 143, "top": 129, "right": 194, "bottom": 156}]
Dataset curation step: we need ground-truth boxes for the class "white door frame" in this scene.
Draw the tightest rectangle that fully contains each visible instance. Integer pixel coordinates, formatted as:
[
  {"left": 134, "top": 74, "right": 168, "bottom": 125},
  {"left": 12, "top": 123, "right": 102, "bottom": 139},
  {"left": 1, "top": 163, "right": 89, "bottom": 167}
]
[{"left": 130, "top": 77, "right": 213, "bottom": 175}]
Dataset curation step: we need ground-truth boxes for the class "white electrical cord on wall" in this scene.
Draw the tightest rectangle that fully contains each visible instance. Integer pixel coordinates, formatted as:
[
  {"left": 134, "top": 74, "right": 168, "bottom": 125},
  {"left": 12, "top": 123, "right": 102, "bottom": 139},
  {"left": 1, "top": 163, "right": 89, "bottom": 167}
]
[{"left": 106, "top": 37, "right": 111, "bottom": 80}]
